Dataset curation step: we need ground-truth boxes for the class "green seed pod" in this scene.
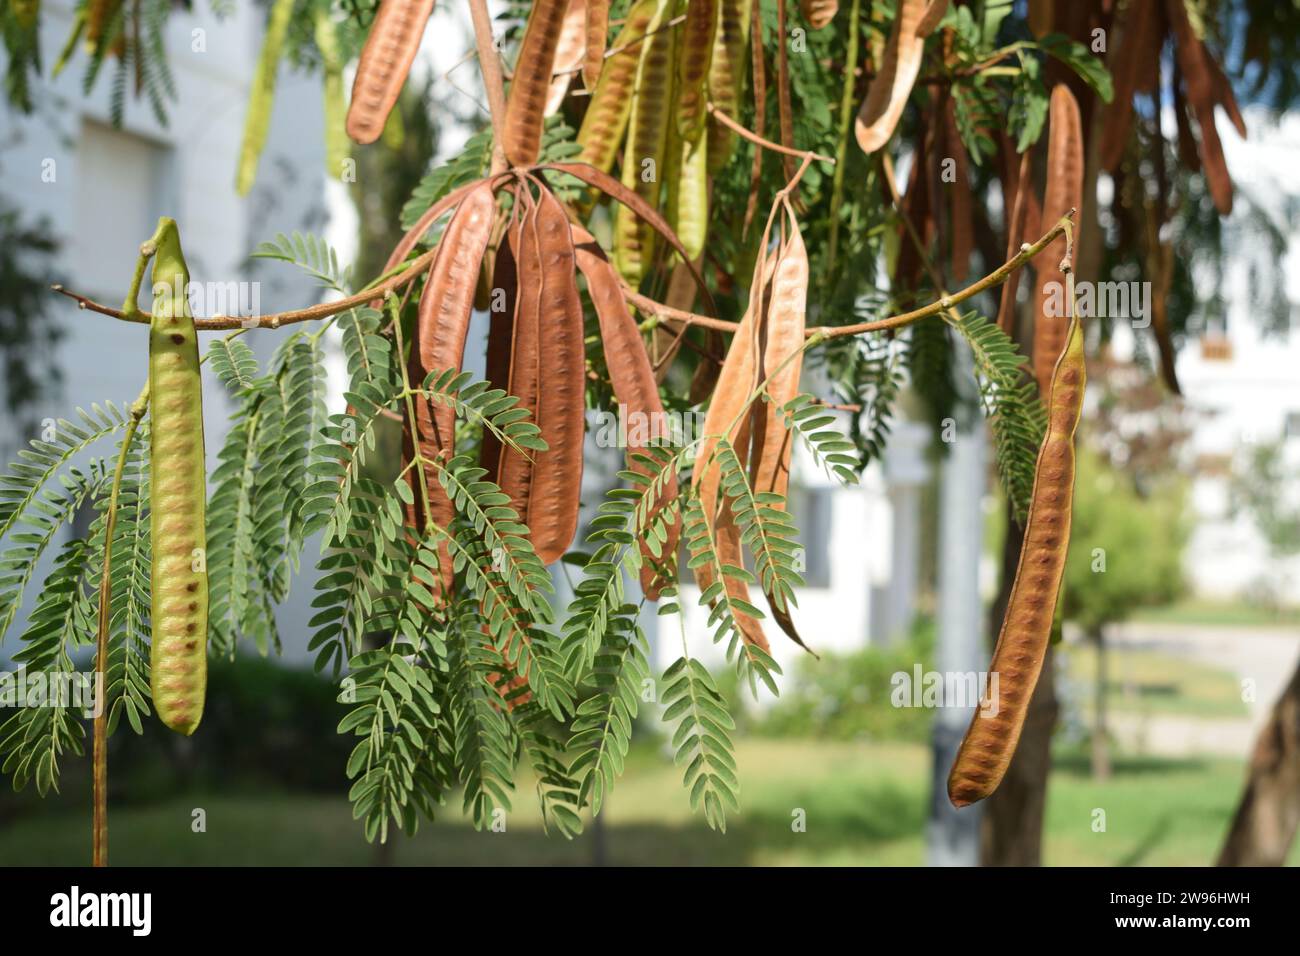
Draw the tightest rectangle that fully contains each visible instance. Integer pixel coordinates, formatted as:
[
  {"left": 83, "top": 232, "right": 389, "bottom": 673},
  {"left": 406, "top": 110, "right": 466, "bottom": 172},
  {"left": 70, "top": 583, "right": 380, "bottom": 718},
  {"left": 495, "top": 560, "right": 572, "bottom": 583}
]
[{"left": 147, "top": 218, "right": 208, "bottom": 736}]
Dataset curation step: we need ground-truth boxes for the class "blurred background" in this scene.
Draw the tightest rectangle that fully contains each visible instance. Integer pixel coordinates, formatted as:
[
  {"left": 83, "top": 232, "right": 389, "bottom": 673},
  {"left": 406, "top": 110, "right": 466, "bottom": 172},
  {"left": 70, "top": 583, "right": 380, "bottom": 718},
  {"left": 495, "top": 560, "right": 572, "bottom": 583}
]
[{"left": 0, "top": 1, "right": 1298, "bottom": 865}]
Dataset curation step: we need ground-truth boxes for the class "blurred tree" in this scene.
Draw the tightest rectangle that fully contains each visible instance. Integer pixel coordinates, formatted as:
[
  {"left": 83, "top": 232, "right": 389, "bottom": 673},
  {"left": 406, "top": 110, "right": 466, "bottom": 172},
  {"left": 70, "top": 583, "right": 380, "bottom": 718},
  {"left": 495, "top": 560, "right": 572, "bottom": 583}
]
[
  {"left": 0, "top": 201, "right": 61, "bottom": 455},
  {"left": 1063, "top": 450, "right": 1188, "bottom": 779}
]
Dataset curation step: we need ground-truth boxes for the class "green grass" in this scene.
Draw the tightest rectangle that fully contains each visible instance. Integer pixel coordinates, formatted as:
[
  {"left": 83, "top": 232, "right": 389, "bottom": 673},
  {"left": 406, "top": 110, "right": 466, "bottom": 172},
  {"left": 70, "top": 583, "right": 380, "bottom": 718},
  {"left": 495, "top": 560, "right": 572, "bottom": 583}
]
[
  {"left": 2, "top": 739, "right": 1290, "bottom": 866},
  {"left": 1058, "top": 643, "right": 1249, "bottom": 720},
  {"left": 1130, "top": 598, "right": 1300, "bottom": 628}
]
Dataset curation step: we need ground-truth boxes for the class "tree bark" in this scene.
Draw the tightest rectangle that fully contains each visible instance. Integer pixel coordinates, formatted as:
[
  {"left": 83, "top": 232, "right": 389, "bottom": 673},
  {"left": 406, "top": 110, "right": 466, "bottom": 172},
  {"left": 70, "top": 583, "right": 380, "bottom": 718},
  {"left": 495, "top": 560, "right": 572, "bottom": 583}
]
[
  {"left": 1090, "top": 627, "right": 1111, "bottom": 781},
  {"left": 1217, "top": 662, "right": 1300, "bottom": 866},
  {"left": 980, "top": 502, "right": 1060, "bottom": 866}
]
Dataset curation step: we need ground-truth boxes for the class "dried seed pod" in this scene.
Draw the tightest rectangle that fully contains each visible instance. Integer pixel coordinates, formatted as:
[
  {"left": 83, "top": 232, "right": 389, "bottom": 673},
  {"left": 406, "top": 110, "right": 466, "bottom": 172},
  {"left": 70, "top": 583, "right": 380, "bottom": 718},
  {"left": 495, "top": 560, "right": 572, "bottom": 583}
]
[
  {"left": 545, "top": 0, "right": 589, "bottom": 116},
  {"left": 583, "top": 0, "right": 610, "bottom": 90},
  {"left": 706, "top": 0, "right": 753, "bottom": 173},
  {"left": 1166, "top": 0, "right": 1233, "bottom": 214},
  {"left": 749, "top": 212, "right": 810, "bottom": 650},
  {"left": 573, "top": 226, "right": 681, "bottom": 598},
  {"left": 1027, "top": 0, "right": 1052, "bottom": 38},
  {"left": 147, "top": 220, "right": 208, "bottom": 736},
  {"left": 800, "top": 0, "right": 838, "bottom": 30},
  {"left": 677, "top": 0, "right": 717, "bottom": 139},
  {"left": 1099, "top": 0, "right": 1159, "bottom": 172},
  {"left": 346, "top": 0, "right": 436, "bottom": 145},
  {"left": 614, "top": 0, "right": 677, "bottom": 283},
  {"left": 497, "top": 195, "right": 543, "bottom": 535},
  {"left": 481, "top": 217, "right": 522, "bottom": 481},
  {"left": 942, "top": 97, "right": 972, "bottom": 283},
  {"left": 996, "top": 144, "right": 1034, "bottom": 337},
  {"left": 503, "top": 0, "right": 570, "bottom": 167},
  {"left": 1033, "top": 84, "right": 1083, "bottom": 399},
  {"left": 408, "top": 184, "right": 498, "bottom": 579},
  {"left": 525, "top": 188, "right": 587, "bottom": 563},
  {"left": 854, "top": 0, "right": 947, "bottom": 154},
  {"left": 948, "top": 311, "right": 1085, "bottom": 808},
  {"left": 577, "top": 0, "right": 659, "bottom": 172}
]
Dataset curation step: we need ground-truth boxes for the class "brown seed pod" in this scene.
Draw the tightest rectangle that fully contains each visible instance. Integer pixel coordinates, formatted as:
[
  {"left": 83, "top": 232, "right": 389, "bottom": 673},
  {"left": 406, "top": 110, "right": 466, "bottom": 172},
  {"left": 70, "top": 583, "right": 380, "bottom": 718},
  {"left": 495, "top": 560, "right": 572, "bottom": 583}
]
[
  {"left": 583, "top": 0, "right": 610, "bottom": 90},
  {"left": 346, "top": 0, "right": 436, "bottom": 145},
  {"left": 1027, "top": 0, "right": 1052, "bottom": 38},
  {"left": 942, "top": 97, "right": 972, "bottom": 283},
  {"left": 576, "top": 0, "right": 659, "bottom": 172},
  {"left": 503, "top": 0, "right": 570, "bottom": 167},
  {"left": 524, "top": 187, "right": 586, "bottom": 563},
  {"left": 497, "top": 194, "right": 544, "bottom": 539},
  {"left": 949, "top": 310, "right": 1084, "bottom": 808},
  {"left": 1165, "top": 0, "right": 1233, "bottom": 214},
  {"left": 547, "top": 161, "right": 716, "bottom": 312},
  {"left": 1099, "top": 0, "right": 1159, "bottom": 173},
  {"left": 545, "top": 0, "right": 589, "bottom": 115},
  {"left": 481, "top": 216, "right": 522, "bottom": 481},
  {"left": 749, "top": 210, "right": 811, "bottom": 650},
  {"left": 855, "top": 0, "right": 947, "bottom": 155},
  {"left": 677, "top": 0, "right": 717, "bottom": 139},
  {"left": 800, "top": 0, "right": 838, "bottom": 31},
  {"left": 573, "top": 226, "right": 682, "bottom": 599},
  {"left": 1033, "top": 85, "right": 1083, "bottom": 399},
  {"left": 996, "top": 144, "right": 1033, "bottom": 338}
]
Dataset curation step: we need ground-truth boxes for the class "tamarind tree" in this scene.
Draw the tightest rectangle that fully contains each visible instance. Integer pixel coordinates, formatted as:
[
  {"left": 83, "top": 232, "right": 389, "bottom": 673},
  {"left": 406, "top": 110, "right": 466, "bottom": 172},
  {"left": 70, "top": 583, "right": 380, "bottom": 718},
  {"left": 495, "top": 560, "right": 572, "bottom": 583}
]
[{"left": 0, "top": 0, "right": 1294, "bottom": 867}]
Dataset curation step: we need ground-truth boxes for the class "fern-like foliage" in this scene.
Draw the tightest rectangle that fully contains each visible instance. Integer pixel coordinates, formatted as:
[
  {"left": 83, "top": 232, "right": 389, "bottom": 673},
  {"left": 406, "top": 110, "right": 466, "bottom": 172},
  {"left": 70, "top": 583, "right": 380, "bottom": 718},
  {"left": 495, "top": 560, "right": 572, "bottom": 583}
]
[
  {"left": 661, "top": 656, "right": 740, "bottom": 832},
  {"left": 253, "top": 232, "right": 351, "bottom": 293},
  {"left": 400, "top": 128, "right": 493, "bottom": 232},
  {"left": 950, "top": 311, "right": 1046, "bottom": 522},
  {"left": 833, "top": 333, "right": 903, "bottom": 472},
  {"left": 207, "top": 337, "right": 260, "bottom": 391},
  {"left": 715, "top": 439, "right": 805, "bottom": 617},
  {"left": 772, "top": 394, "right": 861, "bottom": 485},
  {"left": 567, "top": 607, "right": 649, "bottom": 817},
  {"left": 682, "top": 496, "right": 783, "bottom": 698}
]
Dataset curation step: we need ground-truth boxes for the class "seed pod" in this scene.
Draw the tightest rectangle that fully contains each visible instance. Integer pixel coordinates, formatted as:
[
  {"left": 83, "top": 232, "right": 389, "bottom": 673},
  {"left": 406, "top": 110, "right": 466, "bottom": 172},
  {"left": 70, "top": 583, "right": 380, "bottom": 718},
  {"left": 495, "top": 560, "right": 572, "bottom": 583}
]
[
  {"left": 497, "top": 196, "right": 544, "bottom": 535},
  {"left": 1099, "top": 0, "right": 1159, "bottom": 172},
  {"left": 576, "top": 0, "right": 659, "bottom": 173},
  {"left": 1033, "top": 84, "right": 1082, "bottom": 399},
  {"left": 583, "top": 0, "right": 610, "bottom": 90},
  {"left": 346, "top": 0, "right": 436, "bottom": 146},
  {"left": 503, "top": 0, "right": 570, "bottom": 167},
  {"left": 677, "top": 0, "right": 717, "bottom": 139},
  {"left": 996, "top": 143, "right": 1033, "bottom": 337},
  {"left": 942, "top": 97, "right": 972, "bottom": 283},
  {"left": 705, "top": 0, "right": 753, "bottom": 173},
  {"left": 481, "top": 217, "right": 521, "bottom": 481},
  {"left": 615, "top": 0, "right": 677, "bottom": 284},
  {"left": 545, "top": 0, "right": 589, "bottom": 116},
  {"left": 1166, "top": 0, "right": 1233, "bottom": 215},
  {"left": 948, "top": 310, "right": 1085, "bottom": 808},
  {"left": 526, "top": 188, "right": 586, "bottom": 563},
  {"left": 800, "top": 0, "right": 837, "bottom": 30},
  {"left": 573, "top": 226, "right": 681, "bottom": 599},
  {"left": 854, "top": 0, "right": 946, "bottom": 154},
  {"left": 236, "top": 0, "right": 296, "bottom": 195},
  {"left": 409, "top": 183, "right": 497, "bottom": 586},
  {"left": 1027, "top": 0, "right": 1052, "bottom": 38},
  {"left": 147, "top": 219, "right": 208, "bottom": 736},
  {"left": 749, "top": 213, "right": 810, "bottom": 650},
  {"left": 670, "top": 127, "right": 709, "bottom": 262}
]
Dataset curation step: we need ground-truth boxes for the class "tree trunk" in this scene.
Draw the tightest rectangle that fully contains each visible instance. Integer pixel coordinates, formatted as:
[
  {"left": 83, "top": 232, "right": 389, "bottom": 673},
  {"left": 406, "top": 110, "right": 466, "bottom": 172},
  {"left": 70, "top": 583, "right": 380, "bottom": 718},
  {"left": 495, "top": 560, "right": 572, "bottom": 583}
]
[
  {"left": 1217, "top": 662, "right": 1300, "bottom": 866},
  {"left": 980, "top": 501, "right": 1060, "bottom": 866},
  {"left": 1090, "top": 627, "right": 1111, "bottom": 781}
]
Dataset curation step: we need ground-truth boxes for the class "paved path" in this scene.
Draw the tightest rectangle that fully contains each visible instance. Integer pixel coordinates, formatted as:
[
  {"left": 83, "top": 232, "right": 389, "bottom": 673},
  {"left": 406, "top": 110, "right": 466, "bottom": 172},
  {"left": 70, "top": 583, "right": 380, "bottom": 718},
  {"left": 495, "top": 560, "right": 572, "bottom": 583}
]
[{"left": 1099, "top": 621, "right": 1300, "bottom": 758}]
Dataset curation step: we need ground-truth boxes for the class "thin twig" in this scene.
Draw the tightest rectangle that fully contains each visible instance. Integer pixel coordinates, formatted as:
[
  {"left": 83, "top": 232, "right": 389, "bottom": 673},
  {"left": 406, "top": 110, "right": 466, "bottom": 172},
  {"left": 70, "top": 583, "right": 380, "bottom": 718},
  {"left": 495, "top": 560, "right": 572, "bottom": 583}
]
[
  {"left": 93, "top": 383, "right": 149, "bottom": 867},
  {"left": 707, "top": 102, "right": 836, "bottom": 164},
  {"left": 628, "top": 209, "right": 1072, "bottom": 340}
]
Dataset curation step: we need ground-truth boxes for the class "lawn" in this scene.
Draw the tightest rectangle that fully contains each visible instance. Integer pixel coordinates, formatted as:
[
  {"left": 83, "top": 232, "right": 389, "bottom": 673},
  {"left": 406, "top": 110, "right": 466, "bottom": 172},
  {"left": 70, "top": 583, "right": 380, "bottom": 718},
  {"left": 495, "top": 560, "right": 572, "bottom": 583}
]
[
  {"left": 1056, "top": 643, "right": 1249, "bottom": 720},
  {"left": 1, "top": 739, "right": 1288, "bottom": 866}
]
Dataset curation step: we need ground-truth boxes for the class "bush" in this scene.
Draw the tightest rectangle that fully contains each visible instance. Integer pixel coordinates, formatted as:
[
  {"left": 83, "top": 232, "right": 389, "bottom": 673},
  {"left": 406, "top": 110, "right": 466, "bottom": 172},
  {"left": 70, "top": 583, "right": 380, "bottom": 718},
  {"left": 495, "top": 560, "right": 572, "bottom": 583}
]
[{"left": 754, "top": 618, "right": 937, "bottom": 743}]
